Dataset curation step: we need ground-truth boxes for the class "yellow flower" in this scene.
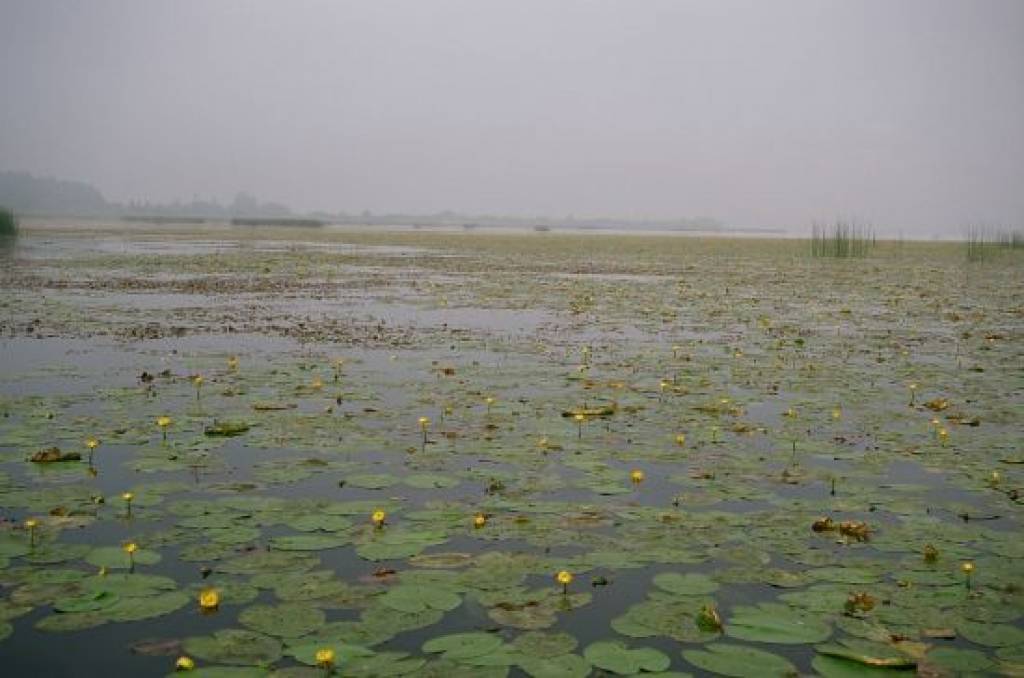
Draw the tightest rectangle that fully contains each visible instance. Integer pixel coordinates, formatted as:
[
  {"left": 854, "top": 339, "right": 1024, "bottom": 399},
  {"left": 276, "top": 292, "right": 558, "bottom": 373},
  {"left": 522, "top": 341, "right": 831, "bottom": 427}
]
[
  {"left": 630, "top": 469, "right": 645, "bottom": 484},
  {"left": 473, "top": 513, "right": 487, "bottom": 528},
  {"left": 371, "top": 509, "right": 386, "bottom": 527},
  {"left": 418, "top": 416, "right": 430, "bottom": 429},
  {"left": 573, "top": 413, "right": 585, "bottom": 423},
  {"left": 123, "top": 542, "right": 138, "bottom": 554},
  {"left": 227, "top": 356, "right": 239, "bottom": 369},
  {"left": 122, "top": 492, "right": 134, "bottom": 503},
  {"left": 784, "top": 407, "right": 797, "bottom": 418},
  {"left": 193, "top": 375, "right": 204, "bottom": 387},
  {"left": 659, "top": 379, "right": 670, "bottom": 392},
  {"left": 831, "top": 408, "right": 842, "bottom": 420},
  {"left": 175, "top": 655, "right": 195, "bottom": 671},
  {"left": 199, "top": 588, "right": 219, "bottom": 610},
  {"left": 315, "top": 647, "right": 336, "bottom": 668},
  {"left": 556, "top": 570, "right": 573, "bottom": 587},
  {"left": 157, "top": 416, "right": 172, "bottom": 428},
  {"left": 86, "top": 438, "right": 99, "bottom": 450},
  {"left": 990, "top": 471, "right": 1001, "bottom": 485},
  {"left": 674, "top": 433, "right": 686, "bottom": 447},
  {"left": 24, "top": 518, "right": 38, "bottom": 530},
  {"left": 961, "top": 561, "right": 975, "bottom": 574},
  {"left": 311, "top": 376, "right": 324, "bottom": 390}
]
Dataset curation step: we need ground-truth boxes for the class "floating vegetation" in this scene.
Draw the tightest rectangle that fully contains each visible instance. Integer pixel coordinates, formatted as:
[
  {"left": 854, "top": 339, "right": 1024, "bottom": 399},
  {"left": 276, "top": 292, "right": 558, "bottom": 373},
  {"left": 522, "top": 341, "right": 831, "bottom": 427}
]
[{"left": 0, "top": 224, "right": 1020, "bottom": 675}]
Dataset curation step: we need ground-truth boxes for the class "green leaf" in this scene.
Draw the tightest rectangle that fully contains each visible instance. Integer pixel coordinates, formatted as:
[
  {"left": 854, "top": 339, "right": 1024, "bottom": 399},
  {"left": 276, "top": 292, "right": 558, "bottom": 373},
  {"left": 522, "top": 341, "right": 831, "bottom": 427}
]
[
  {"left": 652, "top": 572, "right": 720, "bottom": 596},
  {"left": 583, "top": 640, "right": 671, "bottom": 674},
  {"left": 683, "top": 644, "right": 797, "bottom": 677},
  {"left": 422, "top": 631, "right": 503, "bottom": 660}
]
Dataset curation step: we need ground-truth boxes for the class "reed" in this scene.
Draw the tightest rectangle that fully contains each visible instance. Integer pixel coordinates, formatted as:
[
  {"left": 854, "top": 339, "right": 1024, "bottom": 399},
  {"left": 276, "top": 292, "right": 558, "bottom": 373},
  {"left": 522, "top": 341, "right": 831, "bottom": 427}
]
[{"left": 810, "top": 221, "right": 874, "bottom": 258}]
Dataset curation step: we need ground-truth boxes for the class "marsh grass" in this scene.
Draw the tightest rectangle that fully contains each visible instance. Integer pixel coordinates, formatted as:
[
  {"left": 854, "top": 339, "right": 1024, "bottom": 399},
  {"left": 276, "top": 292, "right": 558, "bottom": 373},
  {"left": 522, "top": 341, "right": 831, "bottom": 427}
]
[
  {"left": 0, "top": 206, "right": 17, "bottom": 238},
  {"left": 965, "top": 226, "right": 1023, "bottom": 262},
  {"left": 810, "top": 221, "right": 874, "bottom": 258}
]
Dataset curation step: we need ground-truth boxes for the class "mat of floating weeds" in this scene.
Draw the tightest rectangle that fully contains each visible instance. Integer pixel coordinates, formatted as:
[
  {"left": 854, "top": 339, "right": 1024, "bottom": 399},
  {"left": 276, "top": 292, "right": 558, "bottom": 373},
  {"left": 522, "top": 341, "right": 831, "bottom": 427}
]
[{"left": 0, "top": 225, "right": 1021, "bottom": 675}]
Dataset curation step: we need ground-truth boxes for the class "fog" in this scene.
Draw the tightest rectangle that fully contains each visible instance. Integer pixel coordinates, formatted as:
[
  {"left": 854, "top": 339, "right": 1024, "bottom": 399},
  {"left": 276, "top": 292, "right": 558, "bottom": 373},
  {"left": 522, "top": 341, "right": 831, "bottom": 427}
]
[{"left": 1, "top": 0, "right": 1022, "bottom": 235}]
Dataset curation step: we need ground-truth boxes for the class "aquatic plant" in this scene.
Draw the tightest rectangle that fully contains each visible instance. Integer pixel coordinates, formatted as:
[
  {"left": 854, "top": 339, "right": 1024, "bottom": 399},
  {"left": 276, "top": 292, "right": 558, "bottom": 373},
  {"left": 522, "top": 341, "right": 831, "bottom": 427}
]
[
  {"left": 371, "top": 509, "right": 386, "bottom": 528},
  {"left": 157, "top": 415, "right": 172, "bottom": 440},
  {"left": 961, "top": 561, "right": 975, "bottom": 589},
  {"left": 85, "top": 437, "right": 99, "bottom": 464},
  {"left": 174, "top": 656, "right": 195, "bottom": 671},
  {"left": 199, "top": 588, "right": 219, "bottom": 612},
  {"left": 810, "top": 220, "right": 875, "bottom": 258},
  {"left": 24, "top": 518, "right": 38, "bottom": 547},
  {"left": 0, "top": 206, "right": 17, "bottom": 239},
  {"left": 556, "top": 570, "right": 573, "bottom": 594}
]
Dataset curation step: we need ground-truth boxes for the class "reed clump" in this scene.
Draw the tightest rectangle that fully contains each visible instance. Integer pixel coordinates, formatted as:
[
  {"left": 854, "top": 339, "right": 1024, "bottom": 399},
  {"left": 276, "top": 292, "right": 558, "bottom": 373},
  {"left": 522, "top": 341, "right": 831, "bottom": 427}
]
[
  {"left": 965, "top": 226, "right": 1023, "bottom": 262},
  {"left": 0, "top": 206, "right": 17, "bottom": 238},
  {"left": 810, "top": 221, "right": 875, "bottom": 258}
]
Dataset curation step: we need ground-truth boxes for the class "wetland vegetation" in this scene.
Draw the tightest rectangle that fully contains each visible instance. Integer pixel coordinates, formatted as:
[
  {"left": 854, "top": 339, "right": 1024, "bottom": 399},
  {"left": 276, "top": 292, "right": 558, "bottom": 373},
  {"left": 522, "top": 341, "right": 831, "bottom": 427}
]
[{"left": 0, "top": 221, "right": 1021, "bottom": 677}]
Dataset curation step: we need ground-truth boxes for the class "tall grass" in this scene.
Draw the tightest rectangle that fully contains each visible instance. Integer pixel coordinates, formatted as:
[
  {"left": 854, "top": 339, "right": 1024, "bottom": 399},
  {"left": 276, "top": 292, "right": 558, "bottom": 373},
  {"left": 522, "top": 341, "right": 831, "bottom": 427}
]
[
  {"left": 810, "top": 221, "right": 874, "bottom": 258},
  {"left": 965, "top": 226, "right": 1023, "bottom": 262},
  {"left": 0, "top": 206, "right": 17, "bottom": 238}
]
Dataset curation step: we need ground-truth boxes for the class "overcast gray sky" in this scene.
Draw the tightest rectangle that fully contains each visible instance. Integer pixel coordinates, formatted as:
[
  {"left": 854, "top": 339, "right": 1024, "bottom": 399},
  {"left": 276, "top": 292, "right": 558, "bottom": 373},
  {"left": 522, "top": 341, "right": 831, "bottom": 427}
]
[{"left": 1, "top": 0, "right": 1022, "bottom": 234}]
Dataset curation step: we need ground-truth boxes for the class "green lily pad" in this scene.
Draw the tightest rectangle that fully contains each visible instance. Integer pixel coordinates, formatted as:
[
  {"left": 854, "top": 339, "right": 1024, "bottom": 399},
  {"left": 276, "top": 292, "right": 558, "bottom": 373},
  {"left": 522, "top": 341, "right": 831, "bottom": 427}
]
[
  {"left": 183, "top": 629, "right": 283, "bottom": 665},
  {"left": 518, "top": 653, "right": 591, "bottom": 678},
  {"left": 422, "top": 631, "right": 503, "bottom": 660},
  {"left": 682, "top": 643, "right": 797, "bottom": 677},
  {"left": 725, "top": 604, "right": 832, "bottom": 644},
  {"left": 382, "top": 585, "right": 462, "bottom": 614},
  {"left": 239, "top": 603, "right": 326, "bottom": 638},
  {"left": 53, "top": 590, "right": 120, "bottom": 613},
  {"left": 652, "top": 572, "right": 720, "bottom": 596},
  {"left": 583, "top": 640, "right": 671, "bottom": 674},
  {"left": 85, "top": 546, "right": 162, "bottom": 569}
]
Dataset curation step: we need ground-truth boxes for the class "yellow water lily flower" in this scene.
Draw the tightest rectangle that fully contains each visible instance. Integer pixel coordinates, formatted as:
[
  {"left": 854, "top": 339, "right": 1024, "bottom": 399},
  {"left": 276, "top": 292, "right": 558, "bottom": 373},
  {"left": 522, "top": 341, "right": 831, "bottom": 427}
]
[
  {"left": 175, "top": 655, "right": 195, "bottom": 671},
  {"left": 315, "top": 647, "right": 335, "bottom": 668},
  {"left": 311, "top": 376, "right": 324, "bottom": 390},
  {"left": 556, "top": 570, "right": 573, "bottom": 593},
  {"left": 157, "top": 415, "right": 172, "bottom": 440},
  {"left": 473, "top": 513, "right": 487, "bottom": 528},
  {"left": 199, "top": 588, "right": 219, "bottom": 611},
  {"left": 674, "top": 433, "right": 686, "bottom": 447},
  {"left": 25, "top": 518, "right": 38, "bottom": 546},
  {"left": 371, "top": 509, "right": 386, "bottom": 528},
  {"left": 86, "top": 438, "right": 99, "bottom": 450},
  {"left": 123, "top": 542, "right": 138, "bottom": 554},
  {"left": 630, "top": 469, "right": 645, "bottom": 484},
  {"left": 122, "top": 491, "right": 134, "bottom": 503},
  {"left": 227, "top": 355, "right": 238, "bottom": 370}
]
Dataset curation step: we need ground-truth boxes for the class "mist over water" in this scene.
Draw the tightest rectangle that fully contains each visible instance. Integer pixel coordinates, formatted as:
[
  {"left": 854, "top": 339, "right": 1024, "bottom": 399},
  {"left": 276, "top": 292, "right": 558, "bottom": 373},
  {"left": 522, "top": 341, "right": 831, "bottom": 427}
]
[{"left": 1, "top": 1, "right": 1023, "bottom": 236}]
